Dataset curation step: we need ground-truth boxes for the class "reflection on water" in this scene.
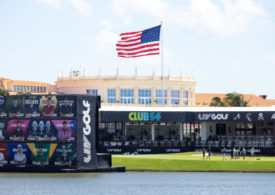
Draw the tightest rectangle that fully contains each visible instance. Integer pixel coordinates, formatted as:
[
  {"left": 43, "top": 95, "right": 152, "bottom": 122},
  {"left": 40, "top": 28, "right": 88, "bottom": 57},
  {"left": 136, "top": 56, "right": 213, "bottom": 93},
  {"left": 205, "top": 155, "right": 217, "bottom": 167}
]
[{"left": 0, "top": 172, "right": 275, "bottom": 195}]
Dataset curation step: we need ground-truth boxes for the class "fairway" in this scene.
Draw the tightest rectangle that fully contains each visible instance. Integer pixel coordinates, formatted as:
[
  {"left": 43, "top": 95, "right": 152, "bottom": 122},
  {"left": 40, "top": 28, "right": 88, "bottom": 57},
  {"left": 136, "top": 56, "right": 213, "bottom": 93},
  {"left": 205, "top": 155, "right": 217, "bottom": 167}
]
[{"left": 112, "top": 152, "right": 275, "bottom": 172}]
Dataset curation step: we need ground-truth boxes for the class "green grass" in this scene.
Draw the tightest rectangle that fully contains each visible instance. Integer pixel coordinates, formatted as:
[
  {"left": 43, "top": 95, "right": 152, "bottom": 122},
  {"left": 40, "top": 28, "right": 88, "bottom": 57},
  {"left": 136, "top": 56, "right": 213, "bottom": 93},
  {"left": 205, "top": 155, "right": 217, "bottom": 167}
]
[{"left": 112, "top": 153, "right": 275, "bottom": 172}]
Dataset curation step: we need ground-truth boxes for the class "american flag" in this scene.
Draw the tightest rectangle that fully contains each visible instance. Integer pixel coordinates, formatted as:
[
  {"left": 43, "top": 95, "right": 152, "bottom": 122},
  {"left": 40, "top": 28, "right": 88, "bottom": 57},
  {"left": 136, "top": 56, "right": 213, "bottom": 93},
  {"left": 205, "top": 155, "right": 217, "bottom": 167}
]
[{"left": 116, "top": 25, "right": 161, "bottom": 58}]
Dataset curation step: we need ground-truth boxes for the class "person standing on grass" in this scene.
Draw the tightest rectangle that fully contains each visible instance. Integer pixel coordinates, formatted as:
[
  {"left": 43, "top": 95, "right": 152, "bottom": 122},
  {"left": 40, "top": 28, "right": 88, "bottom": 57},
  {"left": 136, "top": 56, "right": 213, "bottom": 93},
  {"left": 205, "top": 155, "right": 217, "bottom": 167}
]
[
  {"left": 230, "top": 148, "right": 233, "bottom": 160},
  {"left": 242, "top": 147, "right": 246, "bottom": 160},
  {"left": 233, "top": 148, "right": 237, "bottom": 160},
  {"left": 207, "top": 148, "right": 211, "bottom": 160},
  {"left": 202, "top": 148, "right": 205, "bottom": 160},
  {"left": 222, "top": 147, "right": 226, "bottom": 161},
  {"left": 250, "top": 147, "right": 255, "bottom": 160}
]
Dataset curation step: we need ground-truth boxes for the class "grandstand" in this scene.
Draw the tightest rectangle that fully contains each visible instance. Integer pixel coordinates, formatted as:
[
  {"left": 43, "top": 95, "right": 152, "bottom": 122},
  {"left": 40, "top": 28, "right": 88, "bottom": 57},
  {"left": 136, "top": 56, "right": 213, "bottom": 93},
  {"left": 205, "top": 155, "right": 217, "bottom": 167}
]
[{"left": 98, "top": 106, "right": 275, "bottom": 154}]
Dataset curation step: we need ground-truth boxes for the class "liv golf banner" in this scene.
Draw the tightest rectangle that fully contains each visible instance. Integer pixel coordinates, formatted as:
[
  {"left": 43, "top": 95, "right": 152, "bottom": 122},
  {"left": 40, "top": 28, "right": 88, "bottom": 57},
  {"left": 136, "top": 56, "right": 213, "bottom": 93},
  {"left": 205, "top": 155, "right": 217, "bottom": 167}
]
[{"left": 76, "top": 95, "right": 100, "bottom": 169}]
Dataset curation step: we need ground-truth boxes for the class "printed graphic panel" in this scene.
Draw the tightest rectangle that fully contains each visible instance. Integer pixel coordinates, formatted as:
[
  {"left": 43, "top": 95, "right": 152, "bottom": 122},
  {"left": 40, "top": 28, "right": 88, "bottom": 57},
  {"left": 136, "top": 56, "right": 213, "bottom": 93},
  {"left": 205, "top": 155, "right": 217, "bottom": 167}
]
[
  {"left": 52, "top": 143, "right": 77, "bottom": 167},
  {"left": 27, "top": 142, "right": 58, "bottom": 166},
  {"left": 27, "top": 120, "right": 57, "bottom": 141},
  {"left": 7, "top": 142, "right": 31, "bottom": 167},
  {"left": 6, "top": 96, "right": 24, "bottom": 118},
  {"left": 57, "top": 96, "right": 76, "bottom": 118},
  {"left": 39, "top": 96, "right": 58, "bottom": 118},
  {"left": 0, "top": 96, "right": 7, "bottom": 118},
  {"left": 0, "top": 119, "right": 6, "bottom": 140},
  {"left": 7, "top": 120, "right": 30, "bottom": 141},
  {"left": 52, "top": 120, "right": 76, "bottom": 142},
  {"left": 0, "top": 143, "right": 8, "bottom": 166},
  {"left": 24, "top": 96, "right": 40, "bottom": 118}
]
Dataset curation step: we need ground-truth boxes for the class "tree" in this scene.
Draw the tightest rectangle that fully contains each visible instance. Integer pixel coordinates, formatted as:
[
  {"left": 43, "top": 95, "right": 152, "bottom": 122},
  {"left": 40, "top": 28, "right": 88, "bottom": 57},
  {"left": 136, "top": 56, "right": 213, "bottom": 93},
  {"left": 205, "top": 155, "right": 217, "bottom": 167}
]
[
  {"left": 209, "top": 92, "right": 248, "bottom": 107},
  {"left": 223, "top": 92, "right": 248, "bottom": 107},
  {"left": 16, "top": 91, "right": 31, "bottom": 95},
  {"left": 0, "top": 89, "right": 9, "bottom": 96},
  {"left": 210, "top": 97, "right": 226, "bottom": 107}
]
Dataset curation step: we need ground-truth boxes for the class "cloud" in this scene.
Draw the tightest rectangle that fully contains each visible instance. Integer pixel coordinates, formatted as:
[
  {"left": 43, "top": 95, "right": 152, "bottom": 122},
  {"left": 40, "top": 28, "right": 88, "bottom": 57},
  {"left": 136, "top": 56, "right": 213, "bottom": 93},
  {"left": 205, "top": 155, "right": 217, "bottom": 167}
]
[
  {"left": 94, "top": 29, "right": 120, "bottom": 56},
  {"left": 264, "top": 54, "right": 275, "bottom": 64},
  {"left": 111, "top": 0, "right": 168, "bottom": 24},
  {"left": 112, "top": 0, "right": 266, "bottom": 37},
  {"left": 99, "top": 20, "right": 113, "bottom": 30},
  {"left": 171, "top": 0, "right": 266, "bottom": 37},
  {"left": 36, "top": 0, "right": 61, "bottom": 9},
  {"left": 34, "top": 0, "right": 92, "bottom": 16},
  {"left": 70, "top": 0, "right": 91, "bottom": 16}
]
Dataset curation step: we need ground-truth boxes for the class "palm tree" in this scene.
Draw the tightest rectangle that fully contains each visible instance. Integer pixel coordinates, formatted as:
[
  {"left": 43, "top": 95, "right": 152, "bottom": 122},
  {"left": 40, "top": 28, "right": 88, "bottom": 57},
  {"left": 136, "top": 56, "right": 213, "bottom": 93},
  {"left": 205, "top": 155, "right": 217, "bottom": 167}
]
[
  {"left": 210, "top": 97, "right": 226, "bottom": 107},
  {"left": 0, "top": 89, "right": 9, "bottom": 96},
  {"left": 16, "top": 91, "right": 31, "bottom": 95},
  {"left": 223, "top": 92, "right": 248, "bottom": 107}
]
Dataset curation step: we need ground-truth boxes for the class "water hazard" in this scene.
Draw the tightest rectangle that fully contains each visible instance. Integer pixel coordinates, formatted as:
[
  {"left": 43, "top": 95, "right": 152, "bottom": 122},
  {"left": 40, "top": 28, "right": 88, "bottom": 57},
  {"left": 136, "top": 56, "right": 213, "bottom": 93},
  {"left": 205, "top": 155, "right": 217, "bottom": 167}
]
[{"left": 0, "top": 172, "right": 275, "bottom": 195}]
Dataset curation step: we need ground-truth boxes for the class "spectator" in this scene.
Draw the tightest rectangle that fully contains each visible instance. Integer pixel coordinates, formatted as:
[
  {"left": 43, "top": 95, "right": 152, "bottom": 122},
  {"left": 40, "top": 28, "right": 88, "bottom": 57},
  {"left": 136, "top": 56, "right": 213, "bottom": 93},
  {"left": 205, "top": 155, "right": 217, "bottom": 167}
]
[
  {"left": 250, "top": 147, "right": 255, "bottom": 160},
  {"left": 202, "top": 148, "right": 205, "bottom": 160},
  {"left": 242, "top": 147, "right": 246, "bottom": 160},
  {"left": 207, "top": 148, "right": 211, "bottom": 160},
  {"left": 222, "top": 147, "right": 226, "bottom": 161},
  {"left": 230, "top": 148, "right": 234, "bottom": 160}
]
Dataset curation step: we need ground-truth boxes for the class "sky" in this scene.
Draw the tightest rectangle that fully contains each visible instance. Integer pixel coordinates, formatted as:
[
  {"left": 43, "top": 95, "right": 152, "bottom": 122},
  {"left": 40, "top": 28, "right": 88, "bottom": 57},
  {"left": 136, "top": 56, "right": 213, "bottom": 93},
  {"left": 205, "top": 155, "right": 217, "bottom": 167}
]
[{"left": 0, "top": 0, "right": 275, "bottom": 98}]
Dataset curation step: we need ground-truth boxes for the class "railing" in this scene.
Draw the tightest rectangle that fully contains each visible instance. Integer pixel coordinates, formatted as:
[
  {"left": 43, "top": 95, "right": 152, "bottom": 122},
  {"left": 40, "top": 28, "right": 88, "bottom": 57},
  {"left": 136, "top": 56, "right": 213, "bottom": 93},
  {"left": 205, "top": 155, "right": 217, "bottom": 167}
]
[{"left": 98, "top": 135, "right": 275, "bottom": 148}]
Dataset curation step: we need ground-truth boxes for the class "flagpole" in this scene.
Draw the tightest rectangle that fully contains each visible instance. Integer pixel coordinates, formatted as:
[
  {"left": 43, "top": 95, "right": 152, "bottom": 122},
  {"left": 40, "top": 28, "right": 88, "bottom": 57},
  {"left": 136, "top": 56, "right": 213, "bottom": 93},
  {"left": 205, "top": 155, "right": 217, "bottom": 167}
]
[{"left": 161, "top": 21, "right": 164, "bottom": 106}]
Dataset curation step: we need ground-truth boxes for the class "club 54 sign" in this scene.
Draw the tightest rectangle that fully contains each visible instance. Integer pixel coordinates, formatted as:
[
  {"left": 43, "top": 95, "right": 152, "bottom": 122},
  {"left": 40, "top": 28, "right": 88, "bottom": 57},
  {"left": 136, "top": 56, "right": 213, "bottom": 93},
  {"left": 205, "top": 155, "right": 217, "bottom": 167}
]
[{"left": 129, "top": 112, "right": 162, "bottom": 121}]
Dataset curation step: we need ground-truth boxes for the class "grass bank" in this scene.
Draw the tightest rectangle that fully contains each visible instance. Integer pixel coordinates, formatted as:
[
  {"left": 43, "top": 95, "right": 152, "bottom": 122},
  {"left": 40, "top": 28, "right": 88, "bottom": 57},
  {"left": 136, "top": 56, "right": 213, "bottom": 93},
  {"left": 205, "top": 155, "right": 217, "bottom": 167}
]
[{"left": 112, "top": 152, "right": 275, "bottom": 172}]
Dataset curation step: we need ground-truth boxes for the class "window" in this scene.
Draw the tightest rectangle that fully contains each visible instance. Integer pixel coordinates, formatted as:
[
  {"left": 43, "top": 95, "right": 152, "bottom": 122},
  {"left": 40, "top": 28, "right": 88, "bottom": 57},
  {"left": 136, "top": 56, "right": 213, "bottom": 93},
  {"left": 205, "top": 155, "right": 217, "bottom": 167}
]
[
  {"left": 107, "top": 123, "right": 116, "bottom": 134},
  {"left": 120, "top": 89, "right": 134, "bottom": 104},
  {"left": 171, "top": 90, "right": 179, "bottom": 105},
  {"left": 183, "top": 90, "right": 188, "bottom": 105},
  {"left": 138, "top": 89, "right": 151, "bottom": 105},
  {"left": 87, "top": 89, "right": 98, "bottom": 96},
  {"left": 108, "top": 89, "right": 116, "bottom": 103},
  {"left": 156, "top": 90, "right": 167, "bottom": 104}
]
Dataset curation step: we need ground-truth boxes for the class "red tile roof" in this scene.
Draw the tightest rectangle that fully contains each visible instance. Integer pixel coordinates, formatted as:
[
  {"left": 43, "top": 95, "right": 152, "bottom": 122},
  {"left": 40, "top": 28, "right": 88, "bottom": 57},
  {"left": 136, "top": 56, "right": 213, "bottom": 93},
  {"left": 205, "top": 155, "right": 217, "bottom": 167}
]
[{"left": 195, "top": 93, "right": 275, "bottom": 107}]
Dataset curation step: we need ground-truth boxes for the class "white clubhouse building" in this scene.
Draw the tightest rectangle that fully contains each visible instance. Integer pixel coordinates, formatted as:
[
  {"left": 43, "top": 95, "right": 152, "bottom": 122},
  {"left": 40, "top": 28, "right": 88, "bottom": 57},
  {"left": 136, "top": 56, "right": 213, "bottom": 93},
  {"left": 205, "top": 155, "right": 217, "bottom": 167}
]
[{"left": 54, "top": 69, "right": 196, "bottom": 107}]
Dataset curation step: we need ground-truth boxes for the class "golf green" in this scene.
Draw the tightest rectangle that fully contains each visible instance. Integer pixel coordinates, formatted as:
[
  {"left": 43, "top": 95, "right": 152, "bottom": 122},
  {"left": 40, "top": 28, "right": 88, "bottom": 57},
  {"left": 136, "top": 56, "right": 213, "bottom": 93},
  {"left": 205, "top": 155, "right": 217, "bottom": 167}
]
[{"left": 112, "top": 152, "right": 275, "bottom": 172}]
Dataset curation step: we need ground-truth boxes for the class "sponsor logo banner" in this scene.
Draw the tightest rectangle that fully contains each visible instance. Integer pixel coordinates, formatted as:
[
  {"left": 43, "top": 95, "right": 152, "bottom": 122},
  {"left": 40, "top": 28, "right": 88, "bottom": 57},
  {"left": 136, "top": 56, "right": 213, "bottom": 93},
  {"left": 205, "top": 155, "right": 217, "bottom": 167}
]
[
  {"left": 76, "top": 96, "right": 99, "bottom": 169},
  {"left": 129, "top": 112, "right": 162, "bottom": 121}
]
